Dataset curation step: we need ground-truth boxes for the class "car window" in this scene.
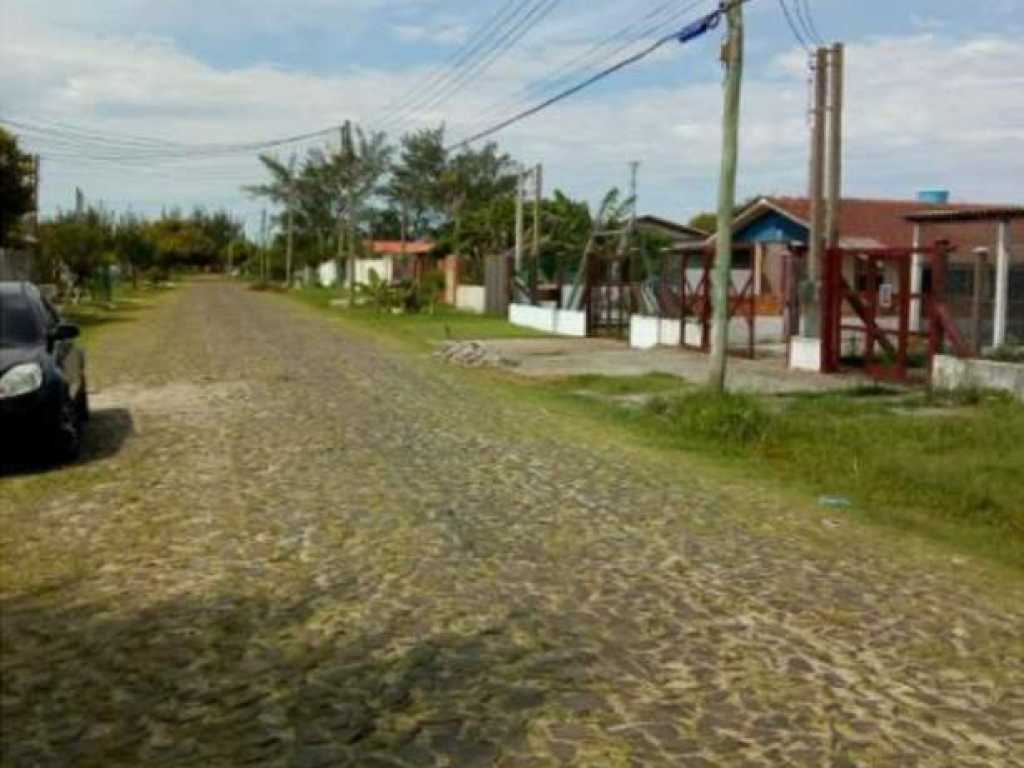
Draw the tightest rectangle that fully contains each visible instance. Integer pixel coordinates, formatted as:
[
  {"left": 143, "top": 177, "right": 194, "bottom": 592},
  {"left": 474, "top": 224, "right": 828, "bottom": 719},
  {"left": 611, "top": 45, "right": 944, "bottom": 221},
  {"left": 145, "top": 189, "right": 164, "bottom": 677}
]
[{"left": 0, "top": 295, "right": 45, "bottom": 346}]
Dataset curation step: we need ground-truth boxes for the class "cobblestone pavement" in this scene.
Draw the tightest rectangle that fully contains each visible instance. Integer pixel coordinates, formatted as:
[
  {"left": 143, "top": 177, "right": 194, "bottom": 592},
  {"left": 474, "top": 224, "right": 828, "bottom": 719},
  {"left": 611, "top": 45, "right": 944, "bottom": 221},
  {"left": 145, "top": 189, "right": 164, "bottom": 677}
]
[{"left": 2, "top": 281, "right": 1022, "bottom": 767}]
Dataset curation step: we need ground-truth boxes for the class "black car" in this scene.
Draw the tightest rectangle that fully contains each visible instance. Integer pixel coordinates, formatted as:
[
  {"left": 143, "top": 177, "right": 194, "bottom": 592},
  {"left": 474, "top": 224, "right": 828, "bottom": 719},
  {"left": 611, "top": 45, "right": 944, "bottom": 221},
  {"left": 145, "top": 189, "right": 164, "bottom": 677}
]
[{"left": 0, "top": 281, "right": 88, "bottom": 461}]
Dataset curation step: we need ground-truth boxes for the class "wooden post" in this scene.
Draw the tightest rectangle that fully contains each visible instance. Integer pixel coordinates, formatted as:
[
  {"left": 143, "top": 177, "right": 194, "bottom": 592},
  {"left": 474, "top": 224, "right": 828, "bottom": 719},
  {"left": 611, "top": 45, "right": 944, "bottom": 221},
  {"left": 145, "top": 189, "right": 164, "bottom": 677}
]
[{"left": 707, "top": 0, "right": 744, "bottom": 392}]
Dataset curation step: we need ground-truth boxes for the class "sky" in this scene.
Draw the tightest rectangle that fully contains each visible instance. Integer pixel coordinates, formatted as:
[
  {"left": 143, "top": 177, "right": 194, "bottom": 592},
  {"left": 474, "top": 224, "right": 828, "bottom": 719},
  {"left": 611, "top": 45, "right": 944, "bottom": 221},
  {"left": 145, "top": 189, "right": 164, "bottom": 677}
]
[{"left": 1, "top": 0, "right": 1023, "bottom": 235}]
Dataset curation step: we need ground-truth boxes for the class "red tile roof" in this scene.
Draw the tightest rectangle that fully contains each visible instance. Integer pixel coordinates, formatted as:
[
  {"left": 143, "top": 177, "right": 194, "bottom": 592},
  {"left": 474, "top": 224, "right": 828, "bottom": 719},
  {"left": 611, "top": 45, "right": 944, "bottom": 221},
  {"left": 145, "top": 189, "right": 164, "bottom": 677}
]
[{"left": 368, "top": 240, "right": 434, "bottom": 256}]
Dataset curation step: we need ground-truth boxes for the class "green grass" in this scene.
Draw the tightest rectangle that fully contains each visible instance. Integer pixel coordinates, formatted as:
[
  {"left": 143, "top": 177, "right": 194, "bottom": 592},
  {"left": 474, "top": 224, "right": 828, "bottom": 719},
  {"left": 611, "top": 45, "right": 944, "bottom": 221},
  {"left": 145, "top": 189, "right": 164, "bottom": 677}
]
[
  {"left": 552, "top": 380, "right": 1024, "bottom": 569},
  {"left": 60, "top": 283, "right": 174, "bottom": 348},
  {"left": 290, "top": 286, "right": 549, "bottom": 351}
]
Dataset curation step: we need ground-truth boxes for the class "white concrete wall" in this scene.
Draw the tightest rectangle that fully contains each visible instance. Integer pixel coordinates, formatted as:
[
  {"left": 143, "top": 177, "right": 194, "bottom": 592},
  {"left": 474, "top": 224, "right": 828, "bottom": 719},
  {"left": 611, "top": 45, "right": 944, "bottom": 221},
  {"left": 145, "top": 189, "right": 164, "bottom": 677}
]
[
  {"left": 508, "top": 304, "right": 585, "bottom": 336},
  {"left": 317, "top": 260, "right": 338, "bottom": 287},
  {"left": 355, "top": 258, "right": 392, "bottom": 285},
  {"left": 555, "top": 309, "right": 587, "bottom": 337},
  {"left": 629, "top": 316, "right": 661, "bottom": 349},
  {"left": 659, "top": 318, "right": 681, "bottom": 346},
  {"left": 455, "top": 285, "right": 486, "bottom": 314},
  {"left": 630, "top": 314, "right": 785, "bottom": 350},
  {"left": 509, "top": 303, "right": 556, "bottom": 333},
  {"left": 932, "top": 354, "right": 1024, "bottom": 401}
]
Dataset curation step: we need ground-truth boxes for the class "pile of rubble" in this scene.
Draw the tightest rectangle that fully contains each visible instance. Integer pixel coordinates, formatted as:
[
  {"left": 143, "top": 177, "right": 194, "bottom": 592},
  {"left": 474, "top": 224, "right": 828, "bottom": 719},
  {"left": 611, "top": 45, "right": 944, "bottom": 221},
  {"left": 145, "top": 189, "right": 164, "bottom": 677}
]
[{"left": 435, "top": 340, "right": 512, "bottom": 368}]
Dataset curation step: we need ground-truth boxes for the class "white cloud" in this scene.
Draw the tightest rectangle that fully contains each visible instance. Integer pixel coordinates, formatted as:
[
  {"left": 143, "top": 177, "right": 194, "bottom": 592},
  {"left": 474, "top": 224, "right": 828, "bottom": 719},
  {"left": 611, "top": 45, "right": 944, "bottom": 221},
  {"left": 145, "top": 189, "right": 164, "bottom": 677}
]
[
  {"left": 393, "top": 22, "right": 469, "bottom": 46},
  {"left": 1, "top": 5, "right": 1021, "bottom": 227}
]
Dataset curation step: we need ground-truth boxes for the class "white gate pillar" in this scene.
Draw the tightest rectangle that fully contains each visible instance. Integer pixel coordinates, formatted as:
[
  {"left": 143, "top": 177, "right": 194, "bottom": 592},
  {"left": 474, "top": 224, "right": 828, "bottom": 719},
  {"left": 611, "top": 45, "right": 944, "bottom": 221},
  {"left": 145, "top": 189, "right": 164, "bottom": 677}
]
[
  {"left": 993, "top": 220, "right": 1010, "bottom": 348},
  {"left": 909, "top": 223, "right": 923, "bottom": 332}
]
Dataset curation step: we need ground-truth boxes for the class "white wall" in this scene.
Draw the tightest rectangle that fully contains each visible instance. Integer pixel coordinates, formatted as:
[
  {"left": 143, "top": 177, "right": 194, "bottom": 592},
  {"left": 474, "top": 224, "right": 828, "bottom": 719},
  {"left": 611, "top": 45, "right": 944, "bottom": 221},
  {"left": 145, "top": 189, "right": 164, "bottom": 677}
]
[
  {"left": 629, "top": 316, "right": 661, "bottom": 349},
  {"left": 508, "top": 304, "right": 586, "bottom": 337},
  {"left": 317, "top": 260, "right": 338, "bottom": 287},
  {"left": 355, "top": 258, "right": 392, "bottom": 285},
  {"left": 555, "top": 309, "right": 586, "bottom": 337},
  {"left": 456, "top": 285, "right": 486, "bottom": 314}
]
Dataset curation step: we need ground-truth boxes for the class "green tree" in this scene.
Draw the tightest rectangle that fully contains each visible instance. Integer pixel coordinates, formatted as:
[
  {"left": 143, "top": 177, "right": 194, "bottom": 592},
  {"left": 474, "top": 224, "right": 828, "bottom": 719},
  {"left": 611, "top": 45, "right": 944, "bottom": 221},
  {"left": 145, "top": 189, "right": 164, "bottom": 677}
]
[
  {"left": 38, "top": 208, "right": 113, "bottom": 288},
  {"left": 0, "top": 128, "right": 35, "bottom": 247}
]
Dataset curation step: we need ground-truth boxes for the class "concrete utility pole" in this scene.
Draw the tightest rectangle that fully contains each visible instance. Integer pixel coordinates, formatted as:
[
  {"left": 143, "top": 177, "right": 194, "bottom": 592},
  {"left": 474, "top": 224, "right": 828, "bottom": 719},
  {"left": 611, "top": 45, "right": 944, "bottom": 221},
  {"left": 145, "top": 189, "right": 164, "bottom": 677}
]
[
  {"left": 707, "top": 0, "right": 744, "bottom": 392},
  {"left": 285, "top": 155, "right": 296, "bottom": 287},
  {"left": 260, "top": 208, "right": 268, "bottom": 281},
  {"left": 532, "top": 163, "right": 543, "bottom": 298},
  {"left": 802, "top": 46, "right": 828, "bottom": 338},
  {"left": 514, "top": 166, "right": 527, "bottom": 274},
  {"left": 825, "top": 43, "right": 844, "bottom": 250},
  {"left": 629, "top": 160, "right": 640, "bottom": 232}
]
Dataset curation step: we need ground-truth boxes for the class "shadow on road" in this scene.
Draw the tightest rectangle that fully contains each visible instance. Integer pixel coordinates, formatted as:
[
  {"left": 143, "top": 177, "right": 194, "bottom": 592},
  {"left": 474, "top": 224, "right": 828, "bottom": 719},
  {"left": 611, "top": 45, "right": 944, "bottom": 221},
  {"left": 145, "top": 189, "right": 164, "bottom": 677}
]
[
  {"left": 0, "top": 407, "right": 134, "bottom": 477},
  {"left": 0, "top": 581, "right": 593, "bottom": 766}
]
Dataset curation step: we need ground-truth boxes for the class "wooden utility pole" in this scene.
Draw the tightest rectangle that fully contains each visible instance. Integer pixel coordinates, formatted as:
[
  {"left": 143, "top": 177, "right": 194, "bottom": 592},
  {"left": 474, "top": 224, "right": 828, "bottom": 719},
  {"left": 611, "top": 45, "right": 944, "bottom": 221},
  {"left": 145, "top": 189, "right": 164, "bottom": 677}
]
[
  {"left": 803, "top": 47, "right": 828, "bottom": 337},
  {"left": 707, "top": 0, "right": 744, "bottom": 392},
  {"left": 825, "top": 43, "right": 844, "bottom": 250}
]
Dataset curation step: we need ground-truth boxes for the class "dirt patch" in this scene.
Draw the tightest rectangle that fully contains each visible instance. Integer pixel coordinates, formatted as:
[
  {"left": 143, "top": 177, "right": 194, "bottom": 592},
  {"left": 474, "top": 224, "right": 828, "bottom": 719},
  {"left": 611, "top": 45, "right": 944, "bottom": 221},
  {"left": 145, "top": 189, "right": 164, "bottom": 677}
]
[{"left": 91, "top": 381, "right": 249, "bottom": 421}]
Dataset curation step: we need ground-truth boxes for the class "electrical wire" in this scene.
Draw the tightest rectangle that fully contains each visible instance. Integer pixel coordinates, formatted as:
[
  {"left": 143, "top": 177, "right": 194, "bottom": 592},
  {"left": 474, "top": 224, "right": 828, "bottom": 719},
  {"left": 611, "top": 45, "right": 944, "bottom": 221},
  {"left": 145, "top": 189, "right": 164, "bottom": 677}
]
[
  {"left": 800, "top": 0, "right": 826, "bottom": 46},
  {"left": 791, "top": 0, "right": 820, "bottom": 48},
  {"left": 379, "top": 0, "right": 563, "bottom": 137},
  {"left": 369, "top": 0, "right": 529, "bottom": 128},
  {"left": 463, "top": 0, "right": 711, "bottom": 138},
  {"left": 446, "top": 4, "right": 729, "bottom": 152},
  {"left": 777, "top": 0, "right": 811, "bottom": 53},
  {"left": 371, "top": 0, "right": 539, "bottom": 134}
]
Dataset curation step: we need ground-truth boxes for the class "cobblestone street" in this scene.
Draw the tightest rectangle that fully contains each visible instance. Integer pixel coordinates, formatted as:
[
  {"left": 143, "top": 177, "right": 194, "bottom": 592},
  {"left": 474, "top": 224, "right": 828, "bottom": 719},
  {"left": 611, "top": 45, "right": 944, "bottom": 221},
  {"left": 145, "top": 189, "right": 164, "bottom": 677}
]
[{"left": 2, "top": 281, "right": 1022, "bottom": 767}]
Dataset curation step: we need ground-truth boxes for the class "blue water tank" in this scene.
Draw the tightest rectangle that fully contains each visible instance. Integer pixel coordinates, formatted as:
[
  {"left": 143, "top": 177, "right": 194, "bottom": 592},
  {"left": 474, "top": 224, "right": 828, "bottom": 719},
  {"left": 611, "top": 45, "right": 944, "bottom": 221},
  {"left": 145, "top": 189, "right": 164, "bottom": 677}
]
[{"left": 917, "top": 189, "right": 950, "bottom": 204}]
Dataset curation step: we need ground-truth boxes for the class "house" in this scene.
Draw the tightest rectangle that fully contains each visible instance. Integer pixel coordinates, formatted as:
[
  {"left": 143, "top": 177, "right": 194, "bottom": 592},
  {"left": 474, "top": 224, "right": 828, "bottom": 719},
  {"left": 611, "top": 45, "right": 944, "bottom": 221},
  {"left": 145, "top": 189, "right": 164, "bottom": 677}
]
[
  {"left": 694, "top": 194, "right": 1023, "bottom": 321},
  {"left": 636, "top": 215, "right": 707, "bottom": 245},
  {"left": 317, "top": 240, "right": 435, "bottom": 287}
]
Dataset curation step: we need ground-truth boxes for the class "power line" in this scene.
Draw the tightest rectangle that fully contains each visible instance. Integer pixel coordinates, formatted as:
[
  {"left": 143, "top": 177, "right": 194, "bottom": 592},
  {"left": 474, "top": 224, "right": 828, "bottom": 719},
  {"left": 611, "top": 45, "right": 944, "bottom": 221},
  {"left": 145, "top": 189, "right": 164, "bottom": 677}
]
[
  {"left": 372, "top": 0, "right": 539, "bottom": 134},
  {"left": 464, "top": 0, "right": 711, "bottom": 138},
  {"left": 446, "top": 5, "right": 729, "bottom": 152},
  {"left": 800, "top": 0, "right": 826, "bottom": 45},
  {"left": 370, "top": 0, "right": 529, "bottom": 128},
  {"left": 792, "top": 0, "right": 821, "bottom": 47},
  {"left": 777, "top": 0, "right": 811, "bottom": 53},
  {"left": 380, "top": 0, "right": 563, "bottom": 137}
]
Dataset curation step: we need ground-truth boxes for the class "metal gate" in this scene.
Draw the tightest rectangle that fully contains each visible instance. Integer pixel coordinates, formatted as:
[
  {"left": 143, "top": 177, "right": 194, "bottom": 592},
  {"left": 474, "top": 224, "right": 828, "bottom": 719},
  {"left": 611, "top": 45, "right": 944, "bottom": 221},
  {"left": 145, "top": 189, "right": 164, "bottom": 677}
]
[
  {"left": 584, "top": 255, "right": 636, "bottom": 338},
  {"left": 654, "top": 246, "right": 757, "bottom": 357},
  {"left": 820, "top": 244, "right": 972, "bottom": 380}
]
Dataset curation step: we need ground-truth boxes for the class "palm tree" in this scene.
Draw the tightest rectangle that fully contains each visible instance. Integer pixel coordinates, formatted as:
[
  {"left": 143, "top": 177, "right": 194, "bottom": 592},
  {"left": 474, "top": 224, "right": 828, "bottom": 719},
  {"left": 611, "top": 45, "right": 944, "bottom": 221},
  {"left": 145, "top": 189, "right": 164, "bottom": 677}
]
[{"left": 244, "top": 153, "right": 298, "bottom": 284}]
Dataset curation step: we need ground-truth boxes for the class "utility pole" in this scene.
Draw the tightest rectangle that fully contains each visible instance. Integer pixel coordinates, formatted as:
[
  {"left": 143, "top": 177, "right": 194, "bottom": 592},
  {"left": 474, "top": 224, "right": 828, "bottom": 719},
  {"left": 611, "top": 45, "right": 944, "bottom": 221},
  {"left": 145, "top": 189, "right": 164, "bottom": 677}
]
[
  {"left": 260, "top": 208, "right": 268, "bottom": 281},
  {"left": 802, "top": 46, "right": 828, "bottom": 338},
  {"left": 514, "top": 165, "right": 527, "bottom": 276},
  {"left": 285, "top": 155, "right": 296, "bottom": 287},
  {"left": 707, "top": 0, "right": 744, "bottom": 392},
  {"left": 628, "top": 160, "right": 640, "bottom": 232},
  {"left": 532, "top": 163, "right": 543, "bottom": 299},
  {"left": 825, "top": 43, "right": 844, "bottom": 250}
]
